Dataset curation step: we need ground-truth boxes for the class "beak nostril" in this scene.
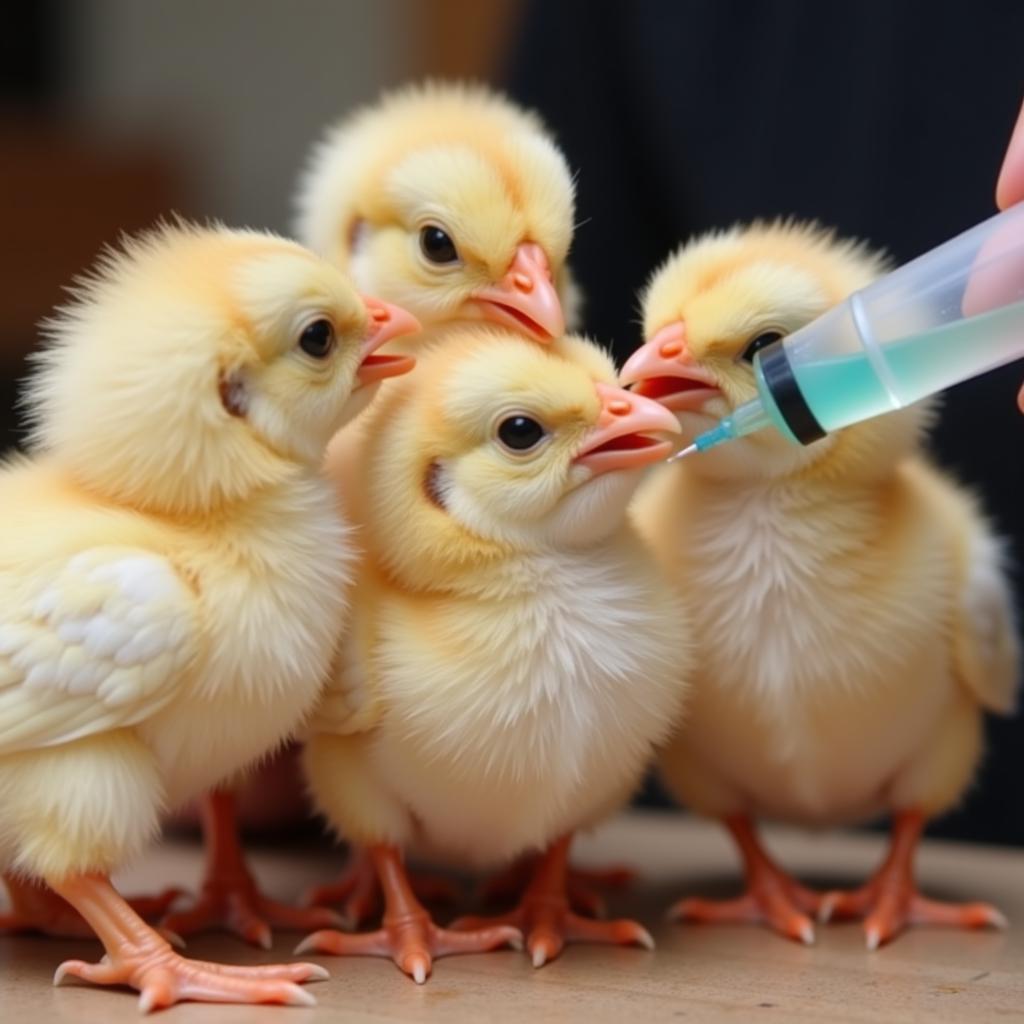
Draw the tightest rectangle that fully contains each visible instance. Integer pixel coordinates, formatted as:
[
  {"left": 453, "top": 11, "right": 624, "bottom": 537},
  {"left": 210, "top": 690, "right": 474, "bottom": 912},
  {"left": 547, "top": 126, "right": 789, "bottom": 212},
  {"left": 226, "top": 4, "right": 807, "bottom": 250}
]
[
  {"left": 660, "top": 340, "right": 684, "bottom": 358},
  {"left": 372, "top": 309, "right": 389, "bottom": 322},
  {"left": 513, "top": 272, "right": 533, "bottom": 292},
  {"left": 608, "top": 399, "right": 631, "bottom": 416}
]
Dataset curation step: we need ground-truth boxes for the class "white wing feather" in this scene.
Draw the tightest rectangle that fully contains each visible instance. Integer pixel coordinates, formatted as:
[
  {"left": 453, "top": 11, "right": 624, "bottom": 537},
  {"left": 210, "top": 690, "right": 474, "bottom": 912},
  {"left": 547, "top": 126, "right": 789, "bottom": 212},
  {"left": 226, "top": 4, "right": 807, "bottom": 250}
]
[{"left": 0, "top": 548, "right": 198, "bottom": 754}]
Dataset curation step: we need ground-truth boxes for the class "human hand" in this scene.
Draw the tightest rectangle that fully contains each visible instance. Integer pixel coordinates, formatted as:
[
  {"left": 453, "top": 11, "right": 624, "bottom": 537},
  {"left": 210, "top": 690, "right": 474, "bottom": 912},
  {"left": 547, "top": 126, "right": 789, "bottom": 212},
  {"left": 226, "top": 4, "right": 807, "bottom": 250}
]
[
  {"left": 997, "top": 99, "right": 1024, "bottom": 211},
  {"left": 994, "top": 100, "right": 1024, "bottom": 411}
]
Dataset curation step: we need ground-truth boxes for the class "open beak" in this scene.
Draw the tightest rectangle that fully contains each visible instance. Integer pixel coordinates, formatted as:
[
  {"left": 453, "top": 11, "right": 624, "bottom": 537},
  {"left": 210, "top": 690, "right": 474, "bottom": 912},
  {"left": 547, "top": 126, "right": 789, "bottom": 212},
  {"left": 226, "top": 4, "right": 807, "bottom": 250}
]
[
  {"left": 574, "top": 382, "right": 681, "bottom": 476},
  {"left": 469, "top": 242, "right": 565, "bottom": 342},
  {"left": 619, "top": 322, "right": 721, "bottom": 412},
  {"left": 357, "top": 296, "right": 420, "bottom": 387}
]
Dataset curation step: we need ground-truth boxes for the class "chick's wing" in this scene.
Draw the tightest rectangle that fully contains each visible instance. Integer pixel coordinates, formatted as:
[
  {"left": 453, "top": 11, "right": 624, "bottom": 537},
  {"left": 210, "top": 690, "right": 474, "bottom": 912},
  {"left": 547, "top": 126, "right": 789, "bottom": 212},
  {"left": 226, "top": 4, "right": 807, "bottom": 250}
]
[
  {"left": 306, "top": 599, "right": 383, "bottom": 737},
  {"left": 0, "top": 547, "right": 199, "bottom": 754},
  {"left": 953, "top": 526, "right": 1020, "bottom": 715}
]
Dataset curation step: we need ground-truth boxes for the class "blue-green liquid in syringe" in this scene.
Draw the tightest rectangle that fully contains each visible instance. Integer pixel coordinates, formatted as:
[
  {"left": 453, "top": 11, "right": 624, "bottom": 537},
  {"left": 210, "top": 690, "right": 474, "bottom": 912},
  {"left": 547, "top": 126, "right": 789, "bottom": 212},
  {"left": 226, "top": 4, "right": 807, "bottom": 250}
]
[
  {"left": 795, "top": 300, "right": 1024, "bottom": 432},
  {"left": 687, "top": 299, "right": 1024, "bottom": 455}
]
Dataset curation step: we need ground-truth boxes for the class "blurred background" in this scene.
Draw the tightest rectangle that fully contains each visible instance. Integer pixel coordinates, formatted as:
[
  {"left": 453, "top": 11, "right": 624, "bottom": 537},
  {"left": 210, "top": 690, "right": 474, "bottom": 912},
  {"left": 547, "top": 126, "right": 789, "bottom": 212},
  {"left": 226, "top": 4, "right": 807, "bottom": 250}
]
[{"left": 2, "top": 0, "right": 1022, "bottom": 845}]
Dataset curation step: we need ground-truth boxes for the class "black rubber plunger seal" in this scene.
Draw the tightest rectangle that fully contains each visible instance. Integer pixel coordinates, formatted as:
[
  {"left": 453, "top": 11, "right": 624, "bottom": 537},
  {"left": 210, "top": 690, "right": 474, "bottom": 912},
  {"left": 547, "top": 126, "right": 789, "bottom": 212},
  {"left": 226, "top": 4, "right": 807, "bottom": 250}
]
[{"left": 758, "top": 342, "right": 826, "bottom": 445}]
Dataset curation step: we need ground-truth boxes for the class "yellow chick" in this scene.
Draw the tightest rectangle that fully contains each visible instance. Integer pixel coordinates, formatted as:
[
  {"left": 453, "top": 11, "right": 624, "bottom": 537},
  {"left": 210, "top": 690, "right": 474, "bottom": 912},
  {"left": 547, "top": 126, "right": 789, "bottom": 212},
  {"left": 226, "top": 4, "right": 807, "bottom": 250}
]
[
  {"left": 287, "top": 80, "right": 627, "bottom": 928},
  {"left": 296, "top": 328, "right": 688, "bottom": 982},
  {"left": 294, "top": 80, "right": 578, "bottom": 343},
  {"left": 620, "top": 221, "right": 1019, "bottom": 949},
  {"left": 0, "top": 222, "right": 416, "bottom": 1010},
  {"left": 163, "top": 82, "right": 578, "bottom": 947}
]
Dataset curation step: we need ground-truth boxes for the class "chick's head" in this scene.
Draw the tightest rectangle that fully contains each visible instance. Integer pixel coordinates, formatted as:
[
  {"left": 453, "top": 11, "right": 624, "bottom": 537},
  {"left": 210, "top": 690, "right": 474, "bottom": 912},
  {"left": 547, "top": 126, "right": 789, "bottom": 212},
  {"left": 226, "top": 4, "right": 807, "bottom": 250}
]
[
  {"left": 294, "top": 81, "right": 576, "bottom": 342},
  {"left": 362, "top": 329, "right": 679, "bottom": 587},
  {"left": 27, "top": 222, "right": 418, "bottom": 515},
  {"left": 622, "top": 221, "right": 929, "bottom": 481}
]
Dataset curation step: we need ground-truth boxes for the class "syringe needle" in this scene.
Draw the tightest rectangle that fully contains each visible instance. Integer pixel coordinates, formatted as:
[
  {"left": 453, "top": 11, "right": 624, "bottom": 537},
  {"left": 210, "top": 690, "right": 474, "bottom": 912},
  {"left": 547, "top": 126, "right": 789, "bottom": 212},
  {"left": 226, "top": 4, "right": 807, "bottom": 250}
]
[{"left": 667, "top": 443, "right": 698, "bottom": 463}]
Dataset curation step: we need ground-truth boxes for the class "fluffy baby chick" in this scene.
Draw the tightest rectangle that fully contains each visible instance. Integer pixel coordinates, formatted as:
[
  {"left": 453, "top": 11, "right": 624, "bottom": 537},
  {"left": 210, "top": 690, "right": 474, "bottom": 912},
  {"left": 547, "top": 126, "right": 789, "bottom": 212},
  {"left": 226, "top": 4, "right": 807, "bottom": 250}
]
[
  {"left": 297, "top": 328, "right": 688, "bottom": 982},
  {"left": 0, "top": 222, "right": 416, "bottom": 1011},
  {"left": 171, "top": 80, "right": 579, "bottom": 944},
  {"left": 621, "top": 221, "right": 1019, "bottom": 949},
  {"left": 294, "top": 80, "right": 578, "bottom": 343},
  {"left": 291, "top": 80, "right": 631, "bottom": 925}
]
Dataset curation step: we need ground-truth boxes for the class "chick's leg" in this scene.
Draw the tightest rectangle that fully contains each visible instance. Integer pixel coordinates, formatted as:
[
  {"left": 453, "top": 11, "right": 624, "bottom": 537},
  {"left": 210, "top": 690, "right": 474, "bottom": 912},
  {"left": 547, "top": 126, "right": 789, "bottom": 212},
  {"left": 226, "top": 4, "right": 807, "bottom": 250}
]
[
  {"left": 453, "top": 834, "right": 653, "bottom": 968},
  {"left": 479, "top": 852, "right": 634, "bottom": 918},
  {"left": 304, "top": 846, "right": 459, "bottom": 929},
  {"left": 304, "top": 848, "right": 379, "bottom": 929},
  {"left": 161, "top": 789, "right": 342, "bottom": 948},
  {"left": 819, "top": 809, "right": 1006, "bottom": 949},
  {"left": 667, "top": 815, "right": 821, "bottom": 945},
  {"left": 1, "top": 875, "right": 180, "bottom": 939},
  {"left": 1, "top": 876, "right": 94, "bottom": 937},
  {"left": 2, "top": 729, "right": 181, "bottom": 939},
  {"left": 50, "top": 874, "right": 328, "bottom": 1012},
  {"left": 296, "top": 844, "right": 520, "bottom": 984}
]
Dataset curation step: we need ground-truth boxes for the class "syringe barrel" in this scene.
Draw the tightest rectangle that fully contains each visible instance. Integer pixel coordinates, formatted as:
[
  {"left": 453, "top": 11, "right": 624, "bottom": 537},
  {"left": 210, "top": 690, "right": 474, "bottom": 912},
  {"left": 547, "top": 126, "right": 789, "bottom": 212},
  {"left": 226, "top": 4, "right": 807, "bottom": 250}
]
[{"left": 760, "top": 202, "right": 1024, "bottom": 438}]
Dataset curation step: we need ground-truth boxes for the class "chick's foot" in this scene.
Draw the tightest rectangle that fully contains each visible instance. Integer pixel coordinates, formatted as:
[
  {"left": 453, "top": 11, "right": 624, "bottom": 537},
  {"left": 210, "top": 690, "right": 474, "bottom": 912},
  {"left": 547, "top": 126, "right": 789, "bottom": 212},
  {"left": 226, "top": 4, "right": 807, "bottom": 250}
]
[
  {"left": 161, "top": 789, "right": 342, "bottom": 949},
  {"left": 50, "top": 874, "right": 328, "bottom": 1013},
  {"left": 566, "top": 863, "right": 636, "bottom": 916},
  {"left": 455, "top": 834, "right": 652, "bottom": 967},
  {"left": 666, "top": 815, "right": 821, "bottom": 945},
  {"left": 161, "top": 868, "right": 342, "bottom": 951},
  {"left": 819, "top": 809, "right": 1007, "bottom": 949},
  {"left": 296, "top": 844, "right": 519, "bottom": 984},
  {"left": 305, "top": 847, "right": 459, "bottom": 929},
  {"left": 1, "top": 874, "right": 181, "bottom": 939},
  {"left": 303, "top": 849, "right": 377, "bottom": 928},
  {"left": 480, "top": 853, "right": 634, "bottom": 918}
]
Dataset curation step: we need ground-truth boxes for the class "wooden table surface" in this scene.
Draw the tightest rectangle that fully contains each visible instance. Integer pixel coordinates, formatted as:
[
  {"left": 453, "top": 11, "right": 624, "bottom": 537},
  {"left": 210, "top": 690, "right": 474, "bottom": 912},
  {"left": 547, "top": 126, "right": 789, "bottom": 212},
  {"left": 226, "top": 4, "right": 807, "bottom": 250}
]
[{"left": 2, "top": 812, "right": 1021, "bottom": 1022}]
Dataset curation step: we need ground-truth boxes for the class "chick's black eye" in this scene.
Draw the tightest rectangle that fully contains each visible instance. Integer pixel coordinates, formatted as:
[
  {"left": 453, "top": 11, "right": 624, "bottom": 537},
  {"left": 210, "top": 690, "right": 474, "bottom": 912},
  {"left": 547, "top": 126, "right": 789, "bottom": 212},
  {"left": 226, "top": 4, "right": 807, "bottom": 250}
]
[
  {"left": 420, "top": 225, "right": 459, "bottom": 264},
  {"left": 740, "top": 331, "right": 783, "bottom": 364},
  {"left": 498, "top": 415, "right": 546, "bottom": 452},
  {"left": 299, "top": 318, "right": 335, "bottom": 359}
]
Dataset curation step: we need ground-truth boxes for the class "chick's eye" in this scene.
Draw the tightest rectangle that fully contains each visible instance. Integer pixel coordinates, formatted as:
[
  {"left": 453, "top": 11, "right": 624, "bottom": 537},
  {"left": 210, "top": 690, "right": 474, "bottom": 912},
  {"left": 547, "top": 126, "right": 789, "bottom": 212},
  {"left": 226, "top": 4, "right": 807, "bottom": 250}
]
[
  {"left": 420, "top": 225, "right": 459, "bottom": 264},
  {"left": 740, "top": 331, "right": 783, "bottom": 364},
  {"left": 298, "top": 318, "right": 335, "bottom": 359},
  {"left": 497, "top": 415, "right": 546, "bottom": 452}
]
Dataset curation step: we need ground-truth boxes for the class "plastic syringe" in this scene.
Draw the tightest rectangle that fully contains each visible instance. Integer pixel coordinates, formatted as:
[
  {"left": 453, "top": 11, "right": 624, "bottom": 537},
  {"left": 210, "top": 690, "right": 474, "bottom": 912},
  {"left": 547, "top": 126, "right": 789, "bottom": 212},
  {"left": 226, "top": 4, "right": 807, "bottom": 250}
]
[{"left": 672, "top": 202, "right": 1024, "bottom": 460}]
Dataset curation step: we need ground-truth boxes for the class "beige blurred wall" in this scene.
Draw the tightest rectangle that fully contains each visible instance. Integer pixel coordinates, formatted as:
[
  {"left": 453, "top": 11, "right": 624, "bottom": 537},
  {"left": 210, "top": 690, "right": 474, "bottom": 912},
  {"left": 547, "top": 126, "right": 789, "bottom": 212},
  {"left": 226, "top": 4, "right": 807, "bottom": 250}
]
[
  {"left": 62, "top": 0, "right": 424, "bottom": 232},
  {"left": 0, "top": 0, "right": 519, "bottom": 364}
]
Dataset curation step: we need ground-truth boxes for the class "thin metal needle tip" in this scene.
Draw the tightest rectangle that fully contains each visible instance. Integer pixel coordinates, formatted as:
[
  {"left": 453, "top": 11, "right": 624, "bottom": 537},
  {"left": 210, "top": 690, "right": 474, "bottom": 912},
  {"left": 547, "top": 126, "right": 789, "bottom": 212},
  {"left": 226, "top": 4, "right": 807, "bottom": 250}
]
[{"left": 667, "top": 443, "right": 698, "bottom": 463}]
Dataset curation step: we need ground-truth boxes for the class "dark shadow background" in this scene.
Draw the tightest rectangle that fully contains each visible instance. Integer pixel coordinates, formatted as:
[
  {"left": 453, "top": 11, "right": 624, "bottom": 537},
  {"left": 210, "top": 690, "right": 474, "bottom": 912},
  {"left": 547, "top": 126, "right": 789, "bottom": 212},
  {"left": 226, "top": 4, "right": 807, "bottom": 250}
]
[
  {"left": 2, "top": 1, "right": 1022, "bottom": 847},
  {"left": 505, "top": 0, "right": 1024, "bottom": 846}
]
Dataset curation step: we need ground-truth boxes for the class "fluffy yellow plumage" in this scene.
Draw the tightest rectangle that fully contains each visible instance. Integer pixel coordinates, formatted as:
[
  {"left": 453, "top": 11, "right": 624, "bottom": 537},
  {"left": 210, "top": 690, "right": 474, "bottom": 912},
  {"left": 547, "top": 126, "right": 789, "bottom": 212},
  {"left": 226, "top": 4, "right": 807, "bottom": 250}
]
[
  {"left": 294, "top": 80, "right": 579, "bottom": 340},
  {"left": 300, "top": 328, "right": 688, "bottom": 981},
  {"left": 0, "top": 222, "right": 414, "bottom": 1009},
  {"left": 621, "top": 220, "right": 1019, "bottom": 949}
]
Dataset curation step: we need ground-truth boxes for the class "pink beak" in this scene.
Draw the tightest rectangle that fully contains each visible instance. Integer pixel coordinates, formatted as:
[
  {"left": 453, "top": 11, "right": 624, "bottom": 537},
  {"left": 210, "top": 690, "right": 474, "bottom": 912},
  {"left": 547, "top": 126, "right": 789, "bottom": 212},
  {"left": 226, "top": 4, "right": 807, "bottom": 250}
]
[
  {"left": 619, "top": 322, "right": 721, "bottom": 412},
  {"left": 470, "top": 242, "right": 565, "bottom": 342},
  {"left": 573, "top": 382, "right": 681, "bottom": 476},
  {"left": 357, "top": 296, "right": 420, "bottom": 387}
]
